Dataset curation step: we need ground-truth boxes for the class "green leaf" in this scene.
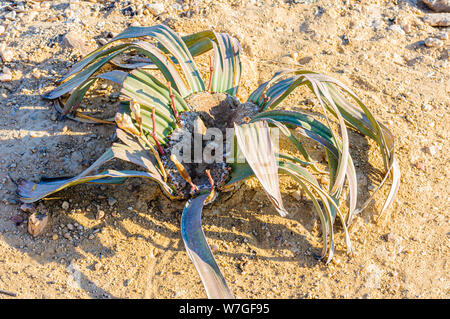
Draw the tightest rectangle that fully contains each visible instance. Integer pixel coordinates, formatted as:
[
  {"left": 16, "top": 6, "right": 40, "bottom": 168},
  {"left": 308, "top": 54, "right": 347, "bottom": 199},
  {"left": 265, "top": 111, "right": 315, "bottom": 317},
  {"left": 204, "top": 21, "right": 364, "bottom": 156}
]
[
  {"left": 248, "top": 69, "right": 399, "bottom": 218},
  {"left": 18, "top": 134, "right": 177, "bottom": 203},
  {"left": 181, "top": 193, "right": 234, "bottom": 299},
  {"left": 234, "top": 121, "right": 288, "bottom": 216},
  {"left": 210, "top": 33, "right": 241, "bottom": 96}
]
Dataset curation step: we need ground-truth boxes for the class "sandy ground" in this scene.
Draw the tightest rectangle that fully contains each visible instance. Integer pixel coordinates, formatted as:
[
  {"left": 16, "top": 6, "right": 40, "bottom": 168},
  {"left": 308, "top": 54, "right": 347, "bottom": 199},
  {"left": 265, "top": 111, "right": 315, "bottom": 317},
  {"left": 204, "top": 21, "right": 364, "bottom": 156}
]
[{"left": 0, "top": 0, "right": 448, "bottom": 299}]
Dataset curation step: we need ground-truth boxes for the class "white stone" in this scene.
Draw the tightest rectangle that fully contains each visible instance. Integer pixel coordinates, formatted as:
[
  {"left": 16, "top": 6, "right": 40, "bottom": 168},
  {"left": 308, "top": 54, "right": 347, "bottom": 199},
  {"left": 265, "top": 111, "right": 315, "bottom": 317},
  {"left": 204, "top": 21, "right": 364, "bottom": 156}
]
[
  {"left": 0, "top": 73, "right": 12, "bottom": 82},
  {"left": 424, "top": 37, "right": 444, "bottom": 47},
  {"left": 422, "top": 103, "right": 433, "bottom": 111},
  {"left": 5, "top": 11, "right": 16, "bottom": 21},
  {"left": 146, "top": 3, "right": 165, "bottom": 15},
  {"left": 436, "top": 32, "right": 448, "bottom": 40},
  {"left": 62, "top": 201, "right": 70, "bottom": 210},
  {"left": 425, "top": 145, "right": 437, "bottom": 156},
  {"left": 1, "top": 49, "right": 14, "bottom": 63},
  {"left": 388, "top": 24, "right": 405, "bottom": 36}
]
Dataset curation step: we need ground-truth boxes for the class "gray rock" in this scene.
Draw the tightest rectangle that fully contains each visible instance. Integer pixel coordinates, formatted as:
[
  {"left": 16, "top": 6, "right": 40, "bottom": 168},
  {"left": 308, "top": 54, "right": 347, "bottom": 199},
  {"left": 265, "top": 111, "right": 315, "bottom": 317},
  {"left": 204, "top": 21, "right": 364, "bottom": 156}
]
[
  {"left": 62, "top": 31, "right": 93, "bottom": 55},
  {"left": 388, "top": 24, "right": 405, "bottom": 35},
  {"left": 422, "top": 0, "right": 450, "bottom": 12},
  {"left": 107, "top": 197, "right": 117, "bottom": 207},
  {"left": 436, "top": 31, "right": 448, "bottom": 40},
  {"left": 71, "top": 151, "right": 83, "bottom": 164},
  {"left": 424, "top": 37, "right": 444, "bottom": 47},
  {"left": 423, "top": 13, "right": 450, "bottom": 26},
  {"left": 5, "top": 11, "right": 16, "bottom": 21}
]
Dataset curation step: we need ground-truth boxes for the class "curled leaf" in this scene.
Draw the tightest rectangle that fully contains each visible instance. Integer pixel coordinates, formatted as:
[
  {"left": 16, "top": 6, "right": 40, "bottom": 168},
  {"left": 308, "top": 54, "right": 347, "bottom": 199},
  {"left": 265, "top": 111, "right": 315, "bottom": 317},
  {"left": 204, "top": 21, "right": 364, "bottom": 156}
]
[{"left": 234, "top": 120, "right": 288, "bottom": 216}]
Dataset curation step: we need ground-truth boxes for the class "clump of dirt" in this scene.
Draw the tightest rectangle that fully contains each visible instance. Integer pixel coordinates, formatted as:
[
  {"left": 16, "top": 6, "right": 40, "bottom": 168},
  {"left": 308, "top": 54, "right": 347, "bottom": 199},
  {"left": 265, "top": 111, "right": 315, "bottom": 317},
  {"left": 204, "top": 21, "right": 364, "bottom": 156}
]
[{"left": 161, "top": 92, "right": 258, "bottom": 198}]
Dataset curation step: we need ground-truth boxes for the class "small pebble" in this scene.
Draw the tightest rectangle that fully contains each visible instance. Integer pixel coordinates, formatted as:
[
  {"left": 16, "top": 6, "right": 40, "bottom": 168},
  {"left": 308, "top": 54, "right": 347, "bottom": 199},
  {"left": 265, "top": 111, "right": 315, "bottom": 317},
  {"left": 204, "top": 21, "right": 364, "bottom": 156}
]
[
  {"left": 415, "top": 161, "right": 426, "bottom": 172},
  {"left": 10, "top": 215, "right": 24, "bottom": 226},
  {"left": 0, "top": 73, "right": 12, "bottom": 82},
  {"left": 291, "top": 190, "right": 303, "bottom": 201},
  {"left": 436, "top": 32, "right": 448, "bottom": 40},
  {"left": 108, "top": 197, "right": 117, "bottom": 207},
  {"left": 5, "top": 11, "right": 16, "bottom": 21},
  {"left": 123, "top": 279, "right": 133, "bottom": 287},
  {"left": 28, "top": 212, "right": 48, "bottom": 237},
  {"left": 1, "top": 49, "right": 14, "bottom": 63},
  {"left": 52, "top": 234, "right": 59, "bottom": 241},
  {"left": 146, "top": 3, "right": 165, "bottom": 15},
  {"left": 210, "top": 244, "right": 219, "bottom": 253},
  {"left": 382, "top": 233, "right": 396, "bottom": 242},
  {"left": 422, "top": 103, "right": 433, "bottom": 111},
  {"left": 96, "top": 209, "right": 105, "bottom": 220},
  {"left": 422, "top": 0, "right": 450, "bottom": 13},
  {"left": 67, "top": 223, "right": 75, "bottom": 231},
  {"left": 424, "top": 37, "right": 444, "bottom": 48},
  {"left": 62, "top": 201, "right": 70, "bottom": 210},
  {"left": 388, "top": 24, "right": 405, "bottom": 36},
  {"left": 424, "top": 145, "right": 437, "bottom": 156}
]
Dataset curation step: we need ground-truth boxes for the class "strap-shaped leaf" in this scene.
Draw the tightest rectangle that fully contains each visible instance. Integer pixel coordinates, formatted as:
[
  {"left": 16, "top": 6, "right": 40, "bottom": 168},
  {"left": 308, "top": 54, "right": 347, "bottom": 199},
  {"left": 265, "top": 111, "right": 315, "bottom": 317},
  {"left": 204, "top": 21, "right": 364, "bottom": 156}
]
[
  {"left": 110, "top": 25, "right": 205, "bottom": 94},
  {"left": 277, "top": 162, "right": 333, "bottom": 261},
  {"left": 17, "top": 132, "right": 177, "bottom": 203},
  {"left": 221, "top": 158, "right": 349, "bottom": 262},
  {"left": 234, "top": 121, "right": 288, "bottom": 216},
  {"left": 150, "top": 24, "right": 205, "bottom": 93},
  {"left": 181, "top": 193, "right": 234, "bottom": 299},
  {"left": 278, "top": 161, "right": 352, "bottom": 258},
  {"left": 113, "top": 129, "right": 164, "bottom": 177},
  {"left": 210, "top": 32, "right": 241, "bottom": 96},
  {"left": 60, "top": 70, "right": 129, "bottom": 116},
  {"left": 60, "top": 43, "right": 133, "bottom": 82},
  {"left": 44, "top": 47, "right": 131, "bottom": 100},
  {"left": 248, "top": 69, "right": 399, "bottom": 217},
  {"left": 45, "top": 41, "right": 191, "bottom": 100},
  {"left": 252, "top": 110, "right": 358, "bottom": 220},
  {"left": 61, "top": 25, "right": 206, "bottom": 84}
]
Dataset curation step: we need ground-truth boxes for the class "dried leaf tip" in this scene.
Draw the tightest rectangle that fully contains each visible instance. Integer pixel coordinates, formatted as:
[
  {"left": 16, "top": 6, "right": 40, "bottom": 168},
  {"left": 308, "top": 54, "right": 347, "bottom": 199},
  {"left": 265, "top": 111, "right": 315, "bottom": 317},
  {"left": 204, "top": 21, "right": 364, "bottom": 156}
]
[
  {"left": 115, "top": 111, "right": 140, "bottom": 136},
  {"left": 130, "top": 100, "right": 143, "bottom": 135},
  {"left": 170, "top": 154, "right": 198, "bottom": 194}
]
